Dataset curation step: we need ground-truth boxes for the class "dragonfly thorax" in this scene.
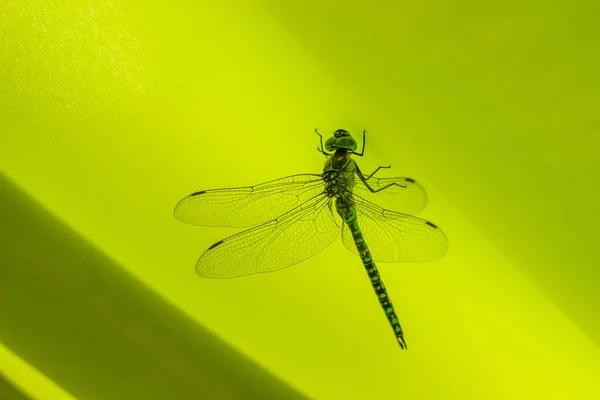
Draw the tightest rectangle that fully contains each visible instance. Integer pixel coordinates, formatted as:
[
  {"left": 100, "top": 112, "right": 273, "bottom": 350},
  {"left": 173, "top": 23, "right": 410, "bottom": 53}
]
[
  {"left": 322, "top": 153, "right": 357, "bottom": 199},
  {"left": 324, "top": 129, "right": 358, "bottom": 152}
]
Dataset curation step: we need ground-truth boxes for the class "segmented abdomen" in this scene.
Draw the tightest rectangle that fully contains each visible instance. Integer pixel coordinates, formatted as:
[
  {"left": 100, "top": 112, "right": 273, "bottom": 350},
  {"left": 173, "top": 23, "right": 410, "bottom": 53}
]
[{"left": 335, "top": 198, "right": 408, "bottom": 349}]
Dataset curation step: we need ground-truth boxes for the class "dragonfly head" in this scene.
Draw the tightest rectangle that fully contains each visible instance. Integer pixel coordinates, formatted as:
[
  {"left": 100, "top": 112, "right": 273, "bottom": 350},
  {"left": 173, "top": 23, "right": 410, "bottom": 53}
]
[{"left": 324, "top": 129, "right": 358, "bottom": 152}]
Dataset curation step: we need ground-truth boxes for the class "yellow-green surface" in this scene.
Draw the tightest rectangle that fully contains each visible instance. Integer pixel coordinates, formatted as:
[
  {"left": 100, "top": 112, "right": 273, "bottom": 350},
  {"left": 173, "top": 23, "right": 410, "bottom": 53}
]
[
  {"left": 0, "top": 174, "right": 309, "bottom": 399},
  {"left": 0, "top": 344, "right": 74, "bottom": 400},
  {"left": 1, "top": 0, "right": 599, "bottom": 399}
]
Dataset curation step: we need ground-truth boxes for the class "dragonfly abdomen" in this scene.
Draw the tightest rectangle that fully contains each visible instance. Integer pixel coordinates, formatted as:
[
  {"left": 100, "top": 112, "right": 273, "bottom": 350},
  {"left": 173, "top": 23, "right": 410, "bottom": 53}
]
[{"left": 335, "top": 199, "right": 408, "bottom": 349}]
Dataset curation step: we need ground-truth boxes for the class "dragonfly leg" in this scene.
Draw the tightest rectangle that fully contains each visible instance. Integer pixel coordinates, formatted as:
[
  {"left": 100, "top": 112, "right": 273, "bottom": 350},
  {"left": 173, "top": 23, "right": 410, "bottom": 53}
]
[
  {"left": 355, "top": 164, "right": 408, "bottom": 193},
  {"left": 351, "top": 130, "right": 367, "bottom": 157},
  {"left": 368, "top": 181, "right": 406, "bottom": 193},
  {"left": 364, "top": 165, "right": 392, "bottom": 181},
  {"left": 314, "top": 129, "right": 329, "bottom": 157}
]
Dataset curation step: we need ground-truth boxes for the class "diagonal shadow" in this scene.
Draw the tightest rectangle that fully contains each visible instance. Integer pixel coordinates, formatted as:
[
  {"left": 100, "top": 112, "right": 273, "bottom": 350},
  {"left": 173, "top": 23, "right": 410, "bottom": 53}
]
[
  {"left": 0, "top": 373, "right": 34, "bottom": 400},
  {"left": 0, "top": 172, "right": 310, "bottom": 400}
]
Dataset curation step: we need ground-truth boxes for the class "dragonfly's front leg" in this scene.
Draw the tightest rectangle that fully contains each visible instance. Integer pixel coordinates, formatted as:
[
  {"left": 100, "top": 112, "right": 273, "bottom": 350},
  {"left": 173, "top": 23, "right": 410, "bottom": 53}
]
[
  {"left": 351, "top": 130, "right": 367, "bottom": 157},
  {"left": 314, "top": 129, "right": 329, "bottom": 157}
]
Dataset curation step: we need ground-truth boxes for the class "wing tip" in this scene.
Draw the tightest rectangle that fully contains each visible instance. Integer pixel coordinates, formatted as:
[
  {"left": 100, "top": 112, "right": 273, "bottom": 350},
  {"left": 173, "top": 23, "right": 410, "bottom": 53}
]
[
  {"left": 207, "top": 240, "right": 224, "bottom": 250},
  {"left": 425, "top": 221, "right": 438, "bottom": 229}
]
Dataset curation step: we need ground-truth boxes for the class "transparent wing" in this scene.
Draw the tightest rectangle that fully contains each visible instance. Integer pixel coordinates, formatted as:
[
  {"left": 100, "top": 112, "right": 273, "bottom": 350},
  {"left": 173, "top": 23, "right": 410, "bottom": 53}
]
[
  {"left": 174, "top": 174, "right": 324, "bottom": 228},
  {"left": 196, "top": 194, "right": 339, "bottom": 278},
  {"left": 341, "top": 193, "right": 448, "bottom": 263},
  {"left": 353, "top": 176, "right": 428, "bottom": 215}
]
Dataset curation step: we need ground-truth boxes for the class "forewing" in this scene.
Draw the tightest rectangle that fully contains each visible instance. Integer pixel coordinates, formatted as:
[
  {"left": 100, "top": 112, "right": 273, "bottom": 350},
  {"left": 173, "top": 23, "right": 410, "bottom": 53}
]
[
  {"left": 174, "top": 174, "right": 324, "bottom": 228},
  {"left": 196, "top": 194, "right": 339, "bottom": 278},
  {"left": 353, "top": 176, "right": 428, "bottom": 215},
  {"left": 341, "top": 194, "right": 448, "bottom": 262}
]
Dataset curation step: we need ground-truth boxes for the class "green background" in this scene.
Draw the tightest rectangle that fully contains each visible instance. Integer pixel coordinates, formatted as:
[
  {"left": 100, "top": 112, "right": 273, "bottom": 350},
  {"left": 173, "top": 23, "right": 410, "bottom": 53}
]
[{"left": 1, "top": 0, "right": 599, "bottom": 399}]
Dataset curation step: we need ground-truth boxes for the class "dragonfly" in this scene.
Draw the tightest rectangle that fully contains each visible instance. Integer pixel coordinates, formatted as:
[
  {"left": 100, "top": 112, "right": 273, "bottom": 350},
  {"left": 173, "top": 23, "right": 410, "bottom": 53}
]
[{"left": 174, "top": 129, "right": 448, "bottom": 349}]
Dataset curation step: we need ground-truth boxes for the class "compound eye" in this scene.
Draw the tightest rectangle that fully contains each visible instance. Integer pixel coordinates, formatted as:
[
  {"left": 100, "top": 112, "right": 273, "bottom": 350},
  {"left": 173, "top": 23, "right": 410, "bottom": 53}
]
[
  {"left": 324, "top": 136, "right": 337, "bottom": 151},
  {"left": 337, "top": 137, "right": 357, "bottom": 151}
]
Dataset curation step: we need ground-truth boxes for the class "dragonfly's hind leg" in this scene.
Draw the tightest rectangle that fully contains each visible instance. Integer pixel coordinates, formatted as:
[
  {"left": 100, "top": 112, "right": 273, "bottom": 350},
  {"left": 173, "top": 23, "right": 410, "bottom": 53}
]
[
  {"left": 364, "top": 165, "right": 392, "bottom": 181},
  {"left": 356, "top": 164, "right": 409, "bottom": 193},
  {"left": 366, "top": 180, "right": 408, "bottom": 193}
]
